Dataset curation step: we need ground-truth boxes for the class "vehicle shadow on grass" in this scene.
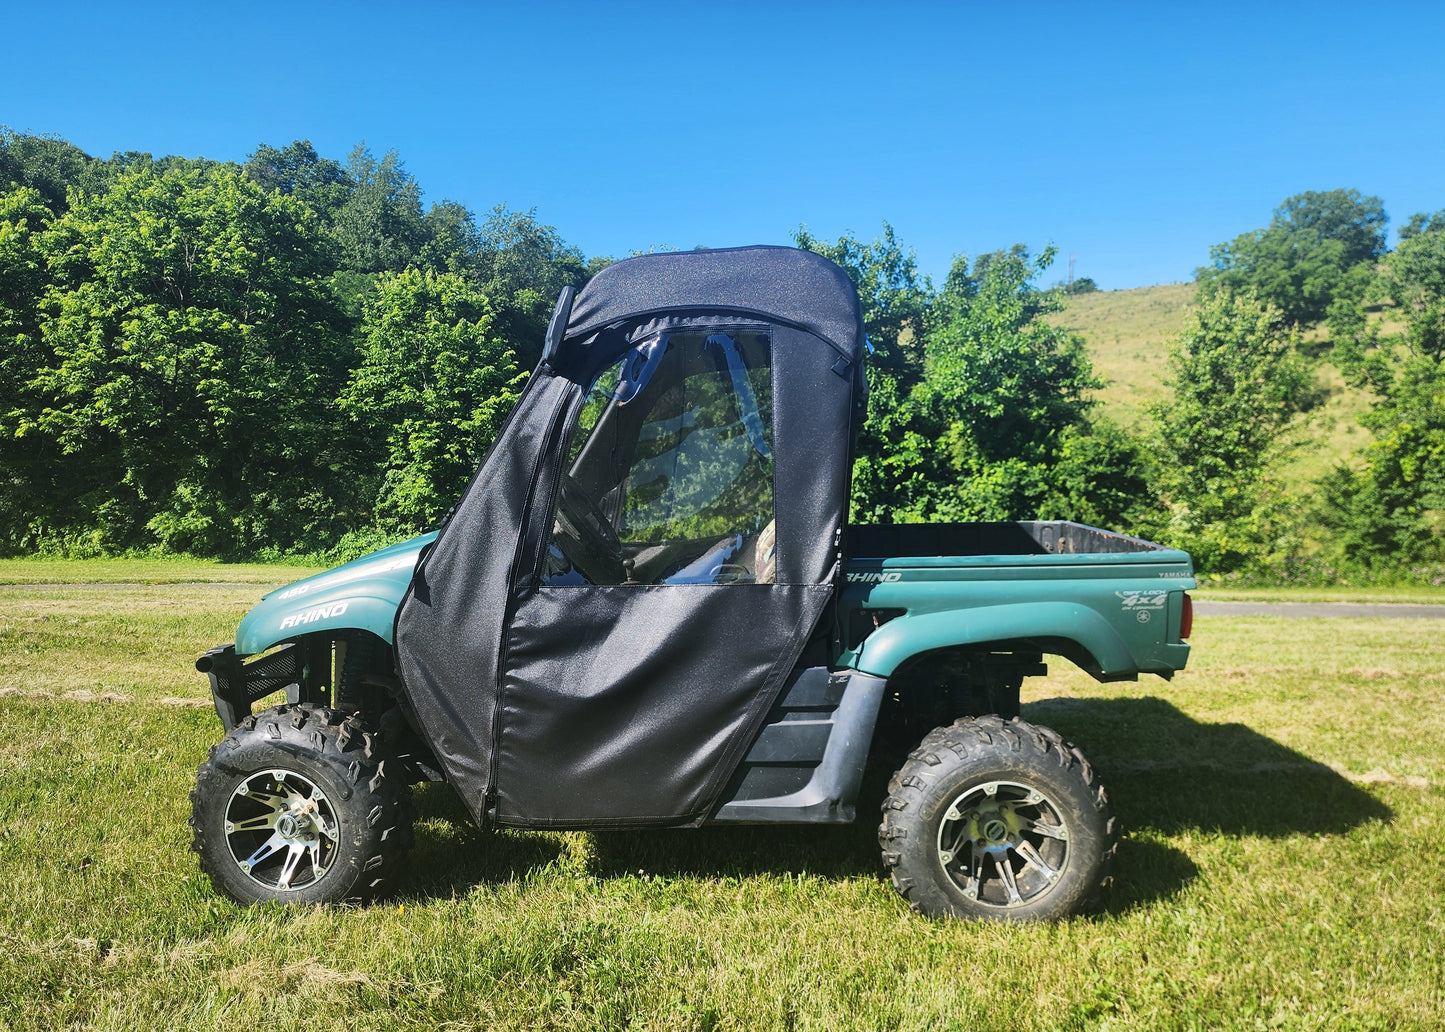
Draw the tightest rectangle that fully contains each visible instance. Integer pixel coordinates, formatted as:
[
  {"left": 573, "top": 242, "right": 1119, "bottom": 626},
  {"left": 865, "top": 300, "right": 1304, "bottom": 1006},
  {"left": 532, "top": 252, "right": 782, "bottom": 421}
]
[
  {"left": 400, "top": 775, "right": 889, "bottom": 900},
  {"left": 401, "top": 785, "right": 571, "bottom": 898},
  {"left": 577, "top": 776, "right": 1201, "bottom": 917},
  {"left": 1024, "top": 694, "right": 1394, "bottom": 915},
  {"left": 396, "top": 695, "right": 1390, "bottom": 911},
  {"left": 1023, "top": 695, "right": 1394, "bottom": 839}
]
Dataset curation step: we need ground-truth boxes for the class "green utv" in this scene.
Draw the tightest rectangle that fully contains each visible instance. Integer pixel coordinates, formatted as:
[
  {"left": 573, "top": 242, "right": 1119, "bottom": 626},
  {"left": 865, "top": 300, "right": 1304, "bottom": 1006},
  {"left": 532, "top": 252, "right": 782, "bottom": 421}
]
[{"left": 192, "top": 246, "right": 1195, "bottom": 921}]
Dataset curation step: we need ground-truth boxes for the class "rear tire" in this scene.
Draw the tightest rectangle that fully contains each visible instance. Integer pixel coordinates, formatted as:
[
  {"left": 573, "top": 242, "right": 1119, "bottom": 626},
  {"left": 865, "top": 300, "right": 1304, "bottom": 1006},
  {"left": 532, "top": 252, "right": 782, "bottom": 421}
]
[
  {"left": 878, "top": 715, "right": 1115, "bottom": 921},
  {"left": 190, "top": 703, "right": 413, "bottom": 905}
]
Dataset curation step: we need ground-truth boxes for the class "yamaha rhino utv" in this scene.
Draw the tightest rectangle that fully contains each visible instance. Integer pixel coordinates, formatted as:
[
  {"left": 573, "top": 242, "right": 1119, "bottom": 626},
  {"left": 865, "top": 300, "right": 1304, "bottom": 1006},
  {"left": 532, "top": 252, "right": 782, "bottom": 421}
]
[{"left": 191, "top": 246, "right": 1195, "bottom": 921}]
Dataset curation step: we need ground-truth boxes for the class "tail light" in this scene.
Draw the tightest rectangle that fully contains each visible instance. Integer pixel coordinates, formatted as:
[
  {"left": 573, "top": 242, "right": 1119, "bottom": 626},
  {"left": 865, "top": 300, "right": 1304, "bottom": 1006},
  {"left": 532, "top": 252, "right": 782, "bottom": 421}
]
[{"left": 1179, "top": 592, "right": 1193, "bottom": 640}]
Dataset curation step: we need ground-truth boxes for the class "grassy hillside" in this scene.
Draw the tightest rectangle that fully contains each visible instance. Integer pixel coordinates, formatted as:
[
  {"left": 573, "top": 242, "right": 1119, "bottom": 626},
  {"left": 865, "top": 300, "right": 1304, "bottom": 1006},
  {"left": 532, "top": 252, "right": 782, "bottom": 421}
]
[
  {"left": 1051, "top": 282, "right": 1195, "bottom": 429},
  {"left": 1052, "top": 283, "right": 1379, "bottom": 491}
]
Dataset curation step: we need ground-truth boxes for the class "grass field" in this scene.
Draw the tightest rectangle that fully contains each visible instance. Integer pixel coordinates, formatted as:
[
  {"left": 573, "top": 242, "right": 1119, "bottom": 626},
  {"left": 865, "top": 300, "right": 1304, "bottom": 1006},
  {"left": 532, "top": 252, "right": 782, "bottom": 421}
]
[
  {"left": 1, "top": 561, "right": 1442, "bottom": 1029},
  {"left": 1195, "top": 584, "right": 1445, "bottom": 603}
]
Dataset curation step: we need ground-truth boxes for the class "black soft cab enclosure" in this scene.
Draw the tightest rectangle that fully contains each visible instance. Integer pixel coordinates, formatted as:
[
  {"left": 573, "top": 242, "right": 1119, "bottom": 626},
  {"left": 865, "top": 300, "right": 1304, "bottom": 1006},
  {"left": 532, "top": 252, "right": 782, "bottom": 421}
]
[{"left": 394, "top": 246, "right": 869, "bottom": 828}]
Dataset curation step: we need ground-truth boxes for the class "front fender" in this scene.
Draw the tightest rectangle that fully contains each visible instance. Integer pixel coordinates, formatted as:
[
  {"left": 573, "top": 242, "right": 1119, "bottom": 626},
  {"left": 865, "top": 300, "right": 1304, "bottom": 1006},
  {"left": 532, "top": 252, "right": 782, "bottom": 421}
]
[
  {"left": 234, "top": 533, "right": 435, "bottom": 656},
  {"left": 236, "top": 591, "right": 406, "bottom": 656},
  {"left": 851, "top": 602, "right": 1135, "bottom": 678}
]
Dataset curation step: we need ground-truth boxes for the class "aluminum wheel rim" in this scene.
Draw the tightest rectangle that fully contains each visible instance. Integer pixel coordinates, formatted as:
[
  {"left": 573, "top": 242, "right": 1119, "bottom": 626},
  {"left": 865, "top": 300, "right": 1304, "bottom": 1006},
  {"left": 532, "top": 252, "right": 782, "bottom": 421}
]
[
  {"left": 936, "top": 779, "right": 1070, "bottom": 909},
  {"left": 224, "top": 768, "right": 340, "bottom": 891}
]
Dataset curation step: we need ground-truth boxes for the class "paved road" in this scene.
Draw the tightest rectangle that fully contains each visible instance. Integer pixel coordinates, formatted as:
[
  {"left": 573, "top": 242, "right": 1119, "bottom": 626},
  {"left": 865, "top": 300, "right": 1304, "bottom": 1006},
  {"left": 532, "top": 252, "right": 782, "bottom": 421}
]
[
  {"left": 1195, "top": 601, "right": 1445, "bottom": 619},
  {"left": 3, "top": 581, "right": 268, "bottom": 589}
]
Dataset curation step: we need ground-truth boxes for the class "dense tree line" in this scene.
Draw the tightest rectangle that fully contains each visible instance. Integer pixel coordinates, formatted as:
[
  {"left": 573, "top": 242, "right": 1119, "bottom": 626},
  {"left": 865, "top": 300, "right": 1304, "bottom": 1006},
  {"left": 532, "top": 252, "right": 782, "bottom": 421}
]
[
  {"left": 0, "top": 130, "right": 586, "bottom": 557},
  {"left": 1, "top": 130, "right": 1441, "bottom": 581}
]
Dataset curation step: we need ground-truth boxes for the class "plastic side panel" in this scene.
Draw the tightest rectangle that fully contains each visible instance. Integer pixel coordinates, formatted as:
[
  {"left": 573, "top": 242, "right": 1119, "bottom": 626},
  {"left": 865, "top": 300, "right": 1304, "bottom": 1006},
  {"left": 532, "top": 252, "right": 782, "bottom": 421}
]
[
  {"left": 233, "top": 535, "right": 432, "bottom": 656},
  {"left": 710, "top": 671, "right": 886, "bottom": 824},
  {"left": 853, "top": 603, "right": 1136, "bottom": 678}
]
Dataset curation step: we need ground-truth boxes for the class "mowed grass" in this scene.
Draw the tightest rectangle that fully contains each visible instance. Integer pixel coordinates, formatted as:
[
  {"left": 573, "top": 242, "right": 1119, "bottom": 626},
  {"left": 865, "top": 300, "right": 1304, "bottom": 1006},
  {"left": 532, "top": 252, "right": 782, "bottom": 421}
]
[
  {"left": 1195, "top": 584, "right": 1445, "bottom": 603},
  {"left": 1, "top": 564, "right": 1443, "bottom": 1030}
]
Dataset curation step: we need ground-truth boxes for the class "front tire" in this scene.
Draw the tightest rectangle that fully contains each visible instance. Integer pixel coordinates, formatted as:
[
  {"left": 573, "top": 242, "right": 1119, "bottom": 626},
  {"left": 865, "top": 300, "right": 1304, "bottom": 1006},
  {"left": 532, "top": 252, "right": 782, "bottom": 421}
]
[
  {"left": 878, "top": 715, "right": 1116, "bottom": 921},
  {"left": 190, "top": 703, "right": 413, "bottom": 905}
]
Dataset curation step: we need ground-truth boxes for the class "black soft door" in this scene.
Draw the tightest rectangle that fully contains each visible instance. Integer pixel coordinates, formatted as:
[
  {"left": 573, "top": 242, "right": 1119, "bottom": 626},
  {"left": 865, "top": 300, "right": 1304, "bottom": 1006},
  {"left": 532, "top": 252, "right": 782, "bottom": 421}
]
[{"left": 493, "top": 325, "right": 834, "bottom": 826}]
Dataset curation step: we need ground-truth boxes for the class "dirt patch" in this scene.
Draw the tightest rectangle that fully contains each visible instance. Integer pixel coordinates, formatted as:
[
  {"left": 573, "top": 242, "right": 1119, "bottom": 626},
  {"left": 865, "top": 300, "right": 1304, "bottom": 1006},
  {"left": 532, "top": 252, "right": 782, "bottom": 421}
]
[
  {"left": 60, "top": 689, "right": 132, "bottom": 703},
  {"left": 0, "top": 686, "right": 209, "bottom": 707}
]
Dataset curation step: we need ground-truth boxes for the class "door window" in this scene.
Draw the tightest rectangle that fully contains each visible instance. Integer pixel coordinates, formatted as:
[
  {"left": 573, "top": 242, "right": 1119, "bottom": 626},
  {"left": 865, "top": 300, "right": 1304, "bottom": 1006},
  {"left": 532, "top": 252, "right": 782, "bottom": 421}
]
[{"left": 543, "top": 330, "right": 776, "bottom": 585}]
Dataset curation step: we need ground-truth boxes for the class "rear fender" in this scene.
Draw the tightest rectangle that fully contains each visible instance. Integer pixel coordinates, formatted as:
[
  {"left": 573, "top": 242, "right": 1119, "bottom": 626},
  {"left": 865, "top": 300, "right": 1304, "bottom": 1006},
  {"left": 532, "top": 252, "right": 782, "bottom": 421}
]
[{"left": 851, "top": 602, "right": 1134, "bottom": 678}]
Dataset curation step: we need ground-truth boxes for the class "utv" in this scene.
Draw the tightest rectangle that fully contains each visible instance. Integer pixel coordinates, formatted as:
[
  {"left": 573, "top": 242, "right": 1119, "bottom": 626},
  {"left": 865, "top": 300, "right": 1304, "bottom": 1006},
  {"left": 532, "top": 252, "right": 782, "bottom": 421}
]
[{"left": 192, "top": 246, "right": 1195, "bottom": 921}]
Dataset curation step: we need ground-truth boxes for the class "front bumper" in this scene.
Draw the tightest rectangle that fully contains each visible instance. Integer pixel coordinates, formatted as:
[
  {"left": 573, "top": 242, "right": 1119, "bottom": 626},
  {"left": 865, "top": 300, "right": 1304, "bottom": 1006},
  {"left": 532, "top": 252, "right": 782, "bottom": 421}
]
[{"left": 196, "top": 642, "right": 303, "bottom": 731}]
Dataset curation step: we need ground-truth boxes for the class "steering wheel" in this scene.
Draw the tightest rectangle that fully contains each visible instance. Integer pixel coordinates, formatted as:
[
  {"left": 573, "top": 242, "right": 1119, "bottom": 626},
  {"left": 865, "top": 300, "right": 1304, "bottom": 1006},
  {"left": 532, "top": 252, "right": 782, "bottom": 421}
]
[{"left": 552, "top": 473, "right": 624, "bottom": 582}]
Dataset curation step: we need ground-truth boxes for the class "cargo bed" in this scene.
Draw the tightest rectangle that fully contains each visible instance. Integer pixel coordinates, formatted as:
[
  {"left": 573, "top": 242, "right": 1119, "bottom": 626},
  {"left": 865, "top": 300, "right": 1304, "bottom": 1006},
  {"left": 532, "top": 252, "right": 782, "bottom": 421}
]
[{"left": 847, "top": 520, "right": 1169, "bottom": 559}]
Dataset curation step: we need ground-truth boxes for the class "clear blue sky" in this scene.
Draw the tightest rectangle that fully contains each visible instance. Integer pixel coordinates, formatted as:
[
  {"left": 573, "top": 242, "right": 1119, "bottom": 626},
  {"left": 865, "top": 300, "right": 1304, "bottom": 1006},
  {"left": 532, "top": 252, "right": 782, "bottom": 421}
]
[{"left": 6, "top": 1, "right": 1443, "bottom": 289}]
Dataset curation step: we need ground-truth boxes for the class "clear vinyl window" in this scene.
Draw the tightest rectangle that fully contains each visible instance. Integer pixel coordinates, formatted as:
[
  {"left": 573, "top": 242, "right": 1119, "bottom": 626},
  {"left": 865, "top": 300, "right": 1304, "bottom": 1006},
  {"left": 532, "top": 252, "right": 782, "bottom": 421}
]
[{"left": 543, "top": 330, "right": 776, "bottom": 586}]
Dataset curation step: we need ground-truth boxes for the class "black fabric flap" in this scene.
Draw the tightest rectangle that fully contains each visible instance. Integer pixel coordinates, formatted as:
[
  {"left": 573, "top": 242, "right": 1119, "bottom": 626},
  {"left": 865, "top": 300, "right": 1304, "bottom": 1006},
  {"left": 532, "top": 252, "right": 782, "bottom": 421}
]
[{"left": 495, "top": 583, "right": 834, "bottom": 827}]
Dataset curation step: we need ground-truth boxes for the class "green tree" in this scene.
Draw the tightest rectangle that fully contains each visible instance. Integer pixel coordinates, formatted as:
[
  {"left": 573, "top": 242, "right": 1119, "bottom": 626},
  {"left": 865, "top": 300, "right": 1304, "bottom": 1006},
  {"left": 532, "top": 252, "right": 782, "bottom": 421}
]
[
  {"left": 0, "top": 129, "right": 107, "bottom": 212},
  {"left": 416, "top": 199, "right": 483, "bottom": 276},
  {"left": 1320, "top": 358, "right": 1445, "bottom": 567},
  {"left": 0, "top": 186, "right": 58, "bottom": 545},
  {"left": 795, "top": 231, "right": 1147, "bottom": 528},
  {"left": 0, "top": 186, "right": 49, "bottom": 368},
  {"left": 1039, "top": 420, "right": 1155, "bottom": 529},
  {"left": 1151, "top": 290, "right": 1316, "bottom": 570},
  {"left": 1378, "top": 219, "right": 1445, "bottom": 361},
  {"left": 1275, "top": 189, "right": 1388, "bottom": 268},
  {"left": 245, "top": 139, "right": 352, "bottom": 226},
  {"left": 827, "top": 240, "right": 1149, "bottom": 528},
  {"left": 1320, "top": 215, "right": 1445, "bottom": 568},
  {"left": 793, "top": 224, "right": 937, "bottom": 523},
  {"left": 22, "top": 164, "right": 354, "bottom": 553},
  {"left": 794, "top": 222, "right": 931, "bottom": 391},
  {"left": 332, "top": 144, "right": 428, "bottom": 273},
  {"left": 901, "top": 246, "right": 1144, "bottom": 525},
  {"left": 466, "top": 206, "right": 589, "bottom": 369},
  {"left": 341, "top": 269, "right": 525, "bottom": 533},
  {"left": 1198, "top": 188, "right": 1387, "bottom": 327},
  {"left": 929, "top": 246, "right": 1098, "bottom": 462}
]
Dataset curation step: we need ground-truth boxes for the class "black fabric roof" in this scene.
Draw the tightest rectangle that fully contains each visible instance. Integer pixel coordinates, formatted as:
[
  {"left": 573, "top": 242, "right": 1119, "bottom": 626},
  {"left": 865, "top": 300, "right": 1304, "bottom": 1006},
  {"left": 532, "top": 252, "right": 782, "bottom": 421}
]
[{"left": 564, "top": 245, "right": 865, "bottom": 361}]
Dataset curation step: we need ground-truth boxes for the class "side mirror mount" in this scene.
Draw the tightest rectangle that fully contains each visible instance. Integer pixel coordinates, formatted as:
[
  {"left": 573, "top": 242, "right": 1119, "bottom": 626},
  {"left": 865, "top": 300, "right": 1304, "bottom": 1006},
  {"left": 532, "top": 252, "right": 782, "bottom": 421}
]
[{"left": 540, "top": 286, "right": 576, "bottom": 372}]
